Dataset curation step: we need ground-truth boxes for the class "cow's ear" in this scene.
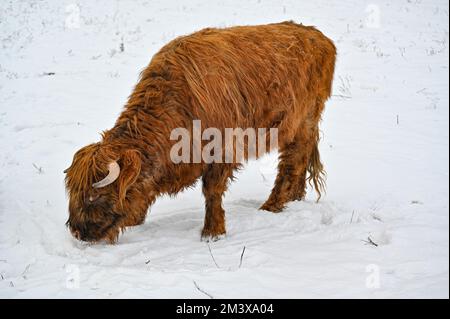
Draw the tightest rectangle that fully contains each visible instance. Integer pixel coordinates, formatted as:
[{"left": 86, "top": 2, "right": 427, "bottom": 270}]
[{"left": 117, "top": 149, "right": 141, "bottom": 205}]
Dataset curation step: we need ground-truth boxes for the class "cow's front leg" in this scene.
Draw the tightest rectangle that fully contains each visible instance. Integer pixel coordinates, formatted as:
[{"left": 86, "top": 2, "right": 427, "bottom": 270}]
[{"left": 201, "top": 164, "right": 236, "bottom": 241}]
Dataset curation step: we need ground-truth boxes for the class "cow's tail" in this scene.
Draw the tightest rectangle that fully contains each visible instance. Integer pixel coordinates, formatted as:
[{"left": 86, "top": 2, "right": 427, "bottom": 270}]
[{"left": 306, "top": 130, "right": 326, "bottom": 202}]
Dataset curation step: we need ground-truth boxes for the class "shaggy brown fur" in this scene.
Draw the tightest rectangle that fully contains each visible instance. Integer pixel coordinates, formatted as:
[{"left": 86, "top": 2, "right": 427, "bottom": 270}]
[{"left": 64, "top": 21, "right": 336, "bottom": 243}]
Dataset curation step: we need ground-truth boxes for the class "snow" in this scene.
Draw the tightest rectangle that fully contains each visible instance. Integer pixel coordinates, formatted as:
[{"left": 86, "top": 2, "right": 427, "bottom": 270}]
[{"left": 0, "top": 0, "right": 448, "bottom": 298}]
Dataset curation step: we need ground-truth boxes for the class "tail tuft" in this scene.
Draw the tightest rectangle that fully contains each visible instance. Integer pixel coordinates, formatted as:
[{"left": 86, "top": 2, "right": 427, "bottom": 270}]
[{"left": 306, "top": 134, "right": 326, "bottom": 201}]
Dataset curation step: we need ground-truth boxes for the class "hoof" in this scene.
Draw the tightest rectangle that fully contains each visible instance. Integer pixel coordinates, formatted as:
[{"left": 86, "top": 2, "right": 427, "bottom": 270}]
[
  {"left": 259, "top": 201, "right": 284, "bottom": 213},
  {"left": 201, "top": 232, "right": 226, "bottom": 242}
]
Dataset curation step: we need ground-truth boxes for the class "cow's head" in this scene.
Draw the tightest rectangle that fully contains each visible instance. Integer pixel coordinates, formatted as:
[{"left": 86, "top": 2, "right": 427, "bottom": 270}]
[{"left": 64, "top": 143, "right": 150, "bottom": 243}]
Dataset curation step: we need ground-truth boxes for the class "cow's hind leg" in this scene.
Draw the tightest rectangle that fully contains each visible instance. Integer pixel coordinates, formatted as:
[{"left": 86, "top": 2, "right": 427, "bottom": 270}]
[
  {"left": 201, "top": 164, "right": 237, "bottom": 241},
  {"left": 292, "top": 126, "right": 326, "bottom": 202},
  {"left": 260, "top": 124, "right": 325, "bottom": 212}
]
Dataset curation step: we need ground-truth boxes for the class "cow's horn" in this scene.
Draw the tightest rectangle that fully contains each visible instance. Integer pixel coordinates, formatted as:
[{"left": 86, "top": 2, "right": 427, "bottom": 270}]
[{"left": 92, "top": 161, "right": 120, "bottom": 188}]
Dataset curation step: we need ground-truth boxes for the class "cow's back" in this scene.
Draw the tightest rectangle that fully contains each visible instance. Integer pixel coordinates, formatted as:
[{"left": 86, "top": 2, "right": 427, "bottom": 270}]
[{"left": 144, "top": 22, "right": 336, "bottom": 136}]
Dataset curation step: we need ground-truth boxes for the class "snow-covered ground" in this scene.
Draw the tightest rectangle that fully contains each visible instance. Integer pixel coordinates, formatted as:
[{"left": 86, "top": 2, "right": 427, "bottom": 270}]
[{"left": 0, "top": 0, "right": 448, "bottom": 298}]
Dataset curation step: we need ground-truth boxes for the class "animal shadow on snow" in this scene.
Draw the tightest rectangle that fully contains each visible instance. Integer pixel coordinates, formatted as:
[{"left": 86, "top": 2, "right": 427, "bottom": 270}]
[{"left": 118, "top": 198, "right": 337, "bottom": 244}]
